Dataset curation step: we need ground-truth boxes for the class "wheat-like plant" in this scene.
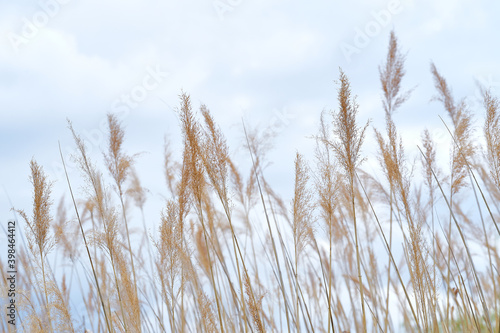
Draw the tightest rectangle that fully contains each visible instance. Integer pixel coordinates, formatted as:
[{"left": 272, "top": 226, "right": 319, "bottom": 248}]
[{"left": 8, "top": 30, "right": 500, "bottom": 333}]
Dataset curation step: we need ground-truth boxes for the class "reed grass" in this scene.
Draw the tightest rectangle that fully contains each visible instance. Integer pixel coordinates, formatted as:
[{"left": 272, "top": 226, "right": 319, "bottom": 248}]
[{"left": 5, "top": 30, "right": 500, "bottom": 333}]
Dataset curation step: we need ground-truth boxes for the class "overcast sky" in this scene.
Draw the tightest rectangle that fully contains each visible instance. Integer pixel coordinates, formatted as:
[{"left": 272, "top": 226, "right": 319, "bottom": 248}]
[{"left": 1, "top": 0, "right": 500, "bottom": 239}]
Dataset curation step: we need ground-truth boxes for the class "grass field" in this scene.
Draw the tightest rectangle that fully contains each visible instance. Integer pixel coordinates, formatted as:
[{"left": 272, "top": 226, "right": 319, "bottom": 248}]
[{"left": 2, "top": 31, "right": 500, "bottom": 332}]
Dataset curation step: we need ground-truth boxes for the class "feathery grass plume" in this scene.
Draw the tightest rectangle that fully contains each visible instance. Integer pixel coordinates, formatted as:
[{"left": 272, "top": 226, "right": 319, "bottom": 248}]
[
  {"left": 420, "top": 128, "right": 442, "bottom": 325},
  {"left": 377, "top": 29, "right": 412, "bottom": 196},
  {"left": 199, "top": 104, "right": 241, "bottom": 278},
  {"left": 379, "top": 30, "right": 412, "bottom": 117},
  {"left": 177, "top": 92, "right": 229, "bottom": 331},
  {"left": 332, "top": 69, "right": 368, "bottom": 178},
  {"left": 68, "top": 121, "right": 128, "bottom": 332},
  {"left": 421, "top": 143, "right": 494, "bottom": 332},
  {"left": 115, "top": 245, "right": 141, "bottom": 332},
  {"left": 314, "top": 110, "right": 340, "bottom": 332},
  {"left": 331, "top": 68, "right": 369, "bottom": 331},
  {"left": 377, "top": 30, "right": 413, "bottom": 283},
  {"left": 314, "top": 110, "right": 340, "bottom": 238},
  {"left": 430, "top": 64, "right": 484, "bottom": 328},
  {"left": 201, "top": 104, "right": 263, "bottom": 332},
  {"left": 419, "top": 132, "right": 441, "bottom": 213},
  {"left": 431, "top": 63, "right": 476, "bottom": 195},
  {"left": 196, "top": 289, "right": 219, "bottom": 333},
  {"left": 104, "top": 113, "right": 135, "bottom": 196},
  {"left": 376, "top": 124, "right": 434, "bottom": 329},
  {"left": 292, "top": 152, "right": 314, "bottom": 259},
  {"left": 103, "top": 113, "right": 141, "bottom": 331},
  {"left": 155, "top": 199, "right": 182, "bottom": 331},
  {"left": 291, "top": 152, "right": 315, "bottom": 331},
  {"left": 449, "top": 105, "right": 475, "bottom": 193},
  {"left": 479, "top": 92, "right": 500, "bottom": 303},
  {"left": 47, "top": 278, "right": 75, "bottom": 332},
  {"left": 376, "top": 33, "right": 413, "bottom": 280},
  {"left": 483, "top": 90, "right": 500, "bottom": 189},
  {"left": 405, "top": 209, "right": 433, "bottom": 329},
  {"left": 169, "top": 93, "right": 200, "bottom": 332},
  {"left": 15, "top": 29, "right": 500, "bottom": 332},
  {"left": 421, "top": 129, "right": 439, "bottom": 203},
  {"left": 195, "top": 225, "right": 211, "bottom": 276},
  {"left": 374, "top": 119, "right": 403, "bottom": 193},
  {"left": 245, "top": 273, "right": 265, "bottom": 333},
  {"left": 176, "top": 142, "right": 191, "bottom": 236},
  {"left": 16, "top": 159, "right": 56, "bottom": 332},
  {"left": 17, "top": 160, "right": 55, "bottom": 261},
  {"left": 375, "top": 118, "right": 431, "bottom": 330},
  {"left": 178, "top": 92, "right": 205, "bottom": 203},
  {"left": 200, "top": 105, "right": 229, "bottom": 209}
]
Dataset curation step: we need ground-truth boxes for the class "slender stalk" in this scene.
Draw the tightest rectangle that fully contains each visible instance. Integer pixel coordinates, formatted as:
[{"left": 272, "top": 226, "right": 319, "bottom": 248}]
[{"left": 59, "top": 142, "right": 113, "bottom": 333}]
